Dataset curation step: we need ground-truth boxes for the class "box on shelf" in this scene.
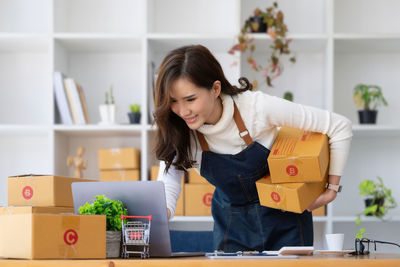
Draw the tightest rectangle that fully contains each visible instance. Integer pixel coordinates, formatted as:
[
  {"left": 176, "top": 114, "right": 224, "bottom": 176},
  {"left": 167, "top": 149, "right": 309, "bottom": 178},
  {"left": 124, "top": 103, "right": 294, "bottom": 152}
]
[
  {"left": 150, "top": 165, "right": 160, "bottom": 181},
  {"left": 100, "top": 169, "right": 140, "bottom": 181},
  {"left": 312, "top": 205, "right": 326, "bottom": 216},
  {"left": 8, "top": 175, "right": 94, "bottom": 207},
  {"left": 184, "top": 184, "right": 215, "bottom": 216},
  {"left": 98, "top": 147, "right": 140, "bottom": 170},
  {"left": 268, "top": 127, "right": 329, "bottom": 183},
  {"left": 256, "top": 173, "right": 328, "bottom": 214},
  {"left": 188, "top": 168, "right": 208, "bottom": 184},
  {"left": 0, "top": 207, "right": 105, "bottom": 259}
]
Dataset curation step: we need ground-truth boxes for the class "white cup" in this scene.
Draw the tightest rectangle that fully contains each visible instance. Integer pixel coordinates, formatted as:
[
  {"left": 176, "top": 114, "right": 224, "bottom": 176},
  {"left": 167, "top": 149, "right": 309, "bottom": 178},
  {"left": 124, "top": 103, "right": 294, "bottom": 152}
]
[{"left": 325, "top": 233, "right": 344, "bottom": 251}]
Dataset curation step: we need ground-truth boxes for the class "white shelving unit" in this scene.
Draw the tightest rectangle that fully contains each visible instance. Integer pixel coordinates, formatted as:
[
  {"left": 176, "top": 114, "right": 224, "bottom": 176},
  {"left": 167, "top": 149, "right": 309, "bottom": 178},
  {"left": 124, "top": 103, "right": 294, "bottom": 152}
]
[{"left": 1, "top": 0, "right": 400, "bottom": 252}]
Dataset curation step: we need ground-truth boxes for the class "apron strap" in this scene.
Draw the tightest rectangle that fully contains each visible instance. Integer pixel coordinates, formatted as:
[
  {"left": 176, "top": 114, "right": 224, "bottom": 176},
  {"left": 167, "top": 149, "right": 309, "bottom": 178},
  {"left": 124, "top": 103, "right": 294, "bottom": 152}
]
[
  {"left": 233, "top": 101, "right": 253, "bottom": 147},
  {"left": 196, "top": 100, "right": 253, "bottom": 151}
]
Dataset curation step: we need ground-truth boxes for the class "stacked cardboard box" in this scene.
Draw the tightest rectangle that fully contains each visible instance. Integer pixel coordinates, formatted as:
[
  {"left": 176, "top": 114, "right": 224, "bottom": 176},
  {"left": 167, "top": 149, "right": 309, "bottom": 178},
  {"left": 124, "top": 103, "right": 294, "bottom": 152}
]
[
  {"left": 256, "top": 127, "right": 329, "bottom": 215},
  {"left": 0, "top": 175, "right": 106, "bottom": 259},
  {"left": 151, "top": 166, "right": 184, "bottom": 216},
  {"left": 185, "top": 168, "right": 214, "bottom": 216},
  {"left": 98, "top": 147, "right": 140, "bottom": 181}
]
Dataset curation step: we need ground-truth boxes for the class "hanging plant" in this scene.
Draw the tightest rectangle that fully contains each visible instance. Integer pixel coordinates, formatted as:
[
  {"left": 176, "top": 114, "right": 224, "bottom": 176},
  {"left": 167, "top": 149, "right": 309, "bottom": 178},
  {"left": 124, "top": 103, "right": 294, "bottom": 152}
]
[{"left": 229, "top": 2, "right": 296, "bottom": 88}]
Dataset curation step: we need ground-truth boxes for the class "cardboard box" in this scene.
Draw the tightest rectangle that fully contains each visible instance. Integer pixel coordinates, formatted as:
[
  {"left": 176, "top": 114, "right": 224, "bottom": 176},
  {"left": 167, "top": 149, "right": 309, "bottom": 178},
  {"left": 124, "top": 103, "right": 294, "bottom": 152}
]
[
  {"left": 150, "top": 165, "right": 160, "bottom": 181},
  {"left": 0, "top": 206, "right": 74, "bottom": 215},
  {"left": 98, "top": 147, "right": 140, "bottom": 170},
  {"left": 188, "top": 168, "right": 208, "bottom": 184},
  {"left": 8, "top": 175, "right": 93, "bottom": 207},
  {"left": 256, "top": 173, "right": 328, "bottom": 214},
  {"left": 151, "top": 166, "right": 184, "bottom": 216},
  {"left": 312, "top": 205, "right": 326, "bottom": 216},
  {"left": 268, "top": 127, "right": 329, "bottom": 183},
  {"left": 100, "top": 169, "right": 140, "bottom": 181},
  {"left": 0, "top": 208, "right": 106, "bottom": 259},
  {"left": 184, "top": 184, "right": 215, "bottom": 216}
]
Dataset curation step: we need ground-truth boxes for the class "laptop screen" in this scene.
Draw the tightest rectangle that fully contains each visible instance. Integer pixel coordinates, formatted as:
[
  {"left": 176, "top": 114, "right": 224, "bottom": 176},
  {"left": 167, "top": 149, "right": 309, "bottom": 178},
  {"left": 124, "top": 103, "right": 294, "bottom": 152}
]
[{"left": 71, "top": 181, "right": 172, "bottom": 257}]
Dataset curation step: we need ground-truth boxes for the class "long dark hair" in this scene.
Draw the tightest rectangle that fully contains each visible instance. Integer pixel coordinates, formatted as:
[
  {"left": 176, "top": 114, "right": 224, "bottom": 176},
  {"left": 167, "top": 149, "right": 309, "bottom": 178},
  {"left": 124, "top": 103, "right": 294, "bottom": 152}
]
[{"left": 154, "top": 45, "right": 252, "bottom": 172}]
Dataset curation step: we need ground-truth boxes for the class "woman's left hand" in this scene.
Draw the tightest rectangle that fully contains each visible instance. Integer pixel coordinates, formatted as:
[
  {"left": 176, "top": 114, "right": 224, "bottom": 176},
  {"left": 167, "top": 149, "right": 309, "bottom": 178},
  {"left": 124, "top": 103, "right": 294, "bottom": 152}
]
[{"left": 306, "top": 174, "right": 341, "bottom": 212}]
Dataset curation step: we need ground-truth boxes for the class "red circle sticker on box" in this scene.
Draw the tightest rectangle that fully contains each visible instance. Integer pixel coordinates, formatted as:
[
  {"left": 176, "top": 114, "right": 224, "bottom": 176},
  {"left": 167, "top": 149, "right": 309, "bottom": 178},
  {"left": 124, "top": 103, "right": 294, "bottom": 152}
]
[
  {"left": 64, "top": 229, "right": 78, "bottom": 245},
  {"left": 22, "top": 186, "right": 33, "bottom": 200},
  {"left": 271, "top": 192, "right": 281, "bottom": 203},
  {"left": 203, "top": 193, "right": 212, "bottom": 207},
  {"left": 286, "top": 165, "right": 298, "bottom": 176}
]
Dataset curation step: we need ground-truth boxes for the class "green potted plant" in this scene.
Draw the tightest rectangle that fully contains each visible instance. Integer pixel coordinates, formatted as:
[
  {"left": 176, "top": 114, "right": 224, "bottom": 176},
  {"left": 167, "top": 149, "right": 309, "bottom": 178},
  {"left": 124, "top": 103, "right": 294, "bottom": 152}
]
[
  {"left": 353, "top": 83, "right": 388, "bottom": 124},
  {"left": 79, "top": 195, "right": 128, "bottom": 258},
  {"left": 128, "top": 104, "right": 141, "bottom": 124},
  {"left": 229, "top": 2, "right": 296, "bottom": 88},
  {"left": 355, "top": 176, "right": 397, "bottom": 238},
  {"left": 99, "top": 85, "right": 117, "bottom": 125}
]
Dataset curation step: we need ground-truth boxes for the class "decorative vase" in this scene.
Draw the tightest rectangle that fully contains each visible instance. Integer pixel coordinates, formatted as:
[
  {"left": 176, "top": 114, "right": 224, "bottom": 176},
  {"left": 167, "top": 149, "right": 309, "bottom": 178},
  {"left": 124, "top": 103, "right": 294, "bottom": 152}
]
[
  {"left": 106, "top": 231, "right": 121, "bottom": 258},
  {"left": 99, "top": 104, "right": 117, "bottom": 125},
  {"left": 358, "top": 110, "right": 377, "bottom": 124},
  {"left": 249, "top": 16, "right": 267, "bottom": 32},
  {"left": 128, "top": 112, "right": 141, "bottom": 124}
]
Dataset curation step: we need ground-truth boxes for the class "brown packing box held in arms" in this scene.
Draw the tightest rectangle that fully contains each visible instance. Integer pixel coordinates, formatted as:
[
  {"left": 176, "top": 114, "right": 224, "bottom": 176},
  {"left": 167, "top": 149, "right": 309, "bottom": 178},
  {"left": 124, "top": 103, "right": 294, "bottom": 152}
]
[
  {"left": 312, "top": 205, "right": 326, "bottom": 216},
  {"left": 184, "top": 184, "right": 215, "bottom": 216},
  {"left": 100, "top": 169, "right": 140, "bottom": 181},
  {"left": 98, "top": 147, "right": 140, "bottom": 170},
  {"left": 0, "top": 207, "right": 106, "bottom": 259},
  {"left": 8, "top": 175, "right": 94, "bottom": 207},
  {"left": 256, "top": 172, "right": 328, "bottom": 214},
  {"left": 268, "top": 127, "right": 329, "bottom": 183},
  {"left": 151, "top": 166, "right": 184, "bottom": 216}
]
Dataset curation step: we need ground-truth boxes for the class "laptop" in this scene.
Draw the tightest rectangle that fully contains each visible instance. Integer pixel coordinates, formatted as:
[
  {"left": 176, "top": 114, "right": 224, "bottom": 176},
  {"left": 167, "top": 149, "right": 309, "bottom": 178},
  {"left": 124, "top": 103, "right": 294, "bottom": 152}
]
[{"left": 71, "top": 180, "right": 204, "bottom": 257}]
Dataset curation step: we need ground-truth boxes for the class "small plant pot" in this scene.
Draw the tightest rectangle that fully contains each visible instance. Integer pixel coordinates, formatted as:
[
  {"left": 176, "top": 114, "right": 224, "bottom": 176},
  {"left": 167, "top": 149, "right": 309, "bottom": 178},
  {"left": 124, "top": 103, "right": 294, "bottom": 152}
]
[
  {"left": 99, "top": 104, "right": 117, "bottom": 125},
  {"left": 249, "top": 16, "right": 267, "bottom": 33},
  {"left": 106, "top": 231, "right": 121, "bottom": 258},
  {"left": 128, "top": 112, "right": 141, "bottom": 124},
  {"left": 358, "top": 110, "right": 377, "bottom": 124},
  {"left": 364, "top": 197, "right": 385, "bottom": 216}
]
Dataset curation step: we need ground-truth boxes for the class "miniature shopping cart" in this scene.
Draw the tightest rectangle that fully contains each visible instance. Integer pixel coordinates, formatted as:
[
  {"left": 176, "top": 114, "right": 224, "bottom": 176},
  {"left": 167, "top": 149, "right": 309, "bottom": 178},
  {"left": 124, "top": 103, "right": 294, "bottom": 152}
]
[{"left": 121, "top": 215, "right": 152, "bottom": 259}]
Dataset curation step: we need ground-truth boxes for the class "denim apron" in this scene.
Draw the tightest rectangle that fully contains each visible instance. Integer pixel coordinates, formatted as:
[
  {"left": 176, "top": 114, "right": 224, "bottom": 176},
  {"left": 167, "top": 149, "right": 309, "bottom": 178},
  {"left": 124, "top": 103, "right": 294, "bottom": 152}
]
[{"left": 196, "top": 101, "right": 313, "bottom": 252}]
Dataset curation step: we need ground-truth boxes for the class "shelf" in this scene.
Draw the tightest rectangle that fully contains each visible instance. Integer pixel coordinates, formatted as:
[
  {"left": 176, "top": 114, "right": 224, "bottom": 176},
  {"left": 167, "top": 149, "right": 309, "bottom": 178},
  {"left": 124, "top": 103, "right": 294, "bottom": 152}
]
[
  {"left": 0, "top": 125, "right": 51, "bottom": 136},
  {"left": 148, "top": 34, "right": 236, "bottom": 53},
  {"left": 54, "top": 35, "right": 142, "bottom": 52},
  {"left": 352, "top": 125, "right": 400, "bottom": 137},
  {"left": 171, "top": 216, "right": 328, "bottom": 222},
  {"left": 334, "top": 34, "right": 400, "bottom": 53},
  {"left": 244, "top": 33, "right": 328, "bottom": 53},
  {"left": 54, "top": 124, "right": 143, "bottom": 137},
  {"left": 0, "top": 34, "right": 50, "bottom": 52},
  {"left": 332, "top": 215, "right": 400, "bottom": 222}
]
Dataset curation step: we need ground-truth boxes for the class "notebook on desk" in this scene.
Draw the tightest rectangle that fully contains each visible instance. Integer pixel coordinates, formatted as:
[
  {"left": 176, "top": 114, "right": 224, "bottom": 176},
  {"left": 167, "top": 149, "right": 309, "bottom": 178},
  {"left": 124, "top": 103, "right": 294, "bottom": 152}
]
[{"left": 71, "top": 180, "right": 204, "bottom": 257}]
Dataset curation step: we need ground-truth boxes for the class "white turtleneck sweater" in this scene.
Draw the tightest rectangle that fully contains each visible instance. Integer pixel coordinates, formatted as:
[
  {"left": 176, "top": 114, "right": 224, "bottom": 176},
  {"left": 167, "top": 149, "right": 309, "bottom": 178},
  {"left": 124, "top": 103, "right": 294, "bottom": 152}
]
[{"left": 157, "top": 90, "right": 353, "bottom": 218}]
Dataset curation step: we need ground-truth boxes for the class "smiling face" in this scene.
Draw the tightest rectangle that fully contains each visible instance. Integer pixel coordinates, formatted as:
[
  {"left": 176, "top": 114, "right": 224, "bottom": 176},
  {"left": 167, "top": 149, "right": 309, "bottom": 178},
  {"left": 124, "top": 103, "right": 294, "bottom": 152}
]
[{"left": 170, "top": 78, "right": 222, "bottom": 130}]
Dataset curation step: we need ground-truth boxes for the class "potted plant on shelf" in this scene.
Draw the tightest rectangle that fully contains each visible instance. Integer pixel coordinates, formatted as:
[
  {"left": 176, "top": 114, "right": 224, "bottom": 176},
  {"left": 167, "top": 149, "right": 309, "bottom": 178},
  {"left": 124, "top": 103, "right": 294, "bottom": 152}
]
[
  {"left": 353, "top": 83, "right": 388, "bottom": 124},
  {"left": 355, "top": 176, "right": 397, "bottom": 238},
  {"left": 99, "top": 85, "right": 117, "bottom": 125},
  {"left": 128, "top": 104, "right": 141, "bottom": 124},
  {"left": 228, "top": 2, "right": 296, "bottom": 88},
  {"left": 79, "top": 195, "right": 128, "bottom": 258}
]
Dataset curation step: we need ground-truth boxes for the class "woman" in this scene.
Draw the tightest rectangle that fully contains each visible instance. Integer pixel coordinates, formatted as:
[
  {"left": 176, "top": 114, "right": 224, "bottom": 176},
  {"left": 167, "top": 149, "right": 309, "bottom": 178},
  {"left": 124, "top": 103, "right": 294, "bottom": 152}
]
[{"left": 154, "top": 45, "right": 352, "bottom": 252}]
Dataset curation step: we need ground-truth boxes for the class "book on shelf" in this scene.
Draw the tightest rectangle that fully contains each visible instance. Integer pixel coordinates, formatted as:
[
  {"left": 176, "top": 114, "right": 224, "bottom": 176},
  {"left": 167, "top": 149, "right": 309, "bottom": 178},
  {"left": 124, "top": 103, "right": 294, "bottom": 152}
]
[
  {"left": 148, "top": 61, "right": 157, "bottom": 124},
  {"left": 53, "top": 72, "right": 73, "bottom": 125},
  {"left": 63, "top": 78, "right": 87, "bottom": 125},
  {"left": 76, "top": 82, "right": 90, "bottom": 124}
]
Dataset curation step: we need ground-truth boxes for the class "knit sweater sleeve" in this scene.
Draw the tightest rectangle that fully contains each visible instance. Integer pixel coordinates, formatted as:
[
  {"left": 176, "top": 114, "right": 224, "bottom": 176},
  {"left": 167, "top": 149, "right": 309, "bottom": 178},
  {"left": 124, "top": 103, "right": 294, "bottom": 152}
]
[
  {"left": 255, "top": 91, "right": 353, "bottom": 176},
  {"left": 157, "top": 160, "right": 184, "bottom": 219}
]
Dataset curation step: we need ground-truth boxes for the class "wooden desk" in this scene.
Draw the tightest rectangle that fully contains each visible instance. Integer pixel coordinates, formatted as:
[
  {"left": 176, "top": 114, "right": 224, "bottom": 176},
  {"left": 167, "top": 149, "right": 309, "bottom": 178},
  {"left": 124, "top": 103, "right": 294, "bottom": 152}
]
[{"left": 1, "top": 254, "right": 400, "bottom": 267}]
